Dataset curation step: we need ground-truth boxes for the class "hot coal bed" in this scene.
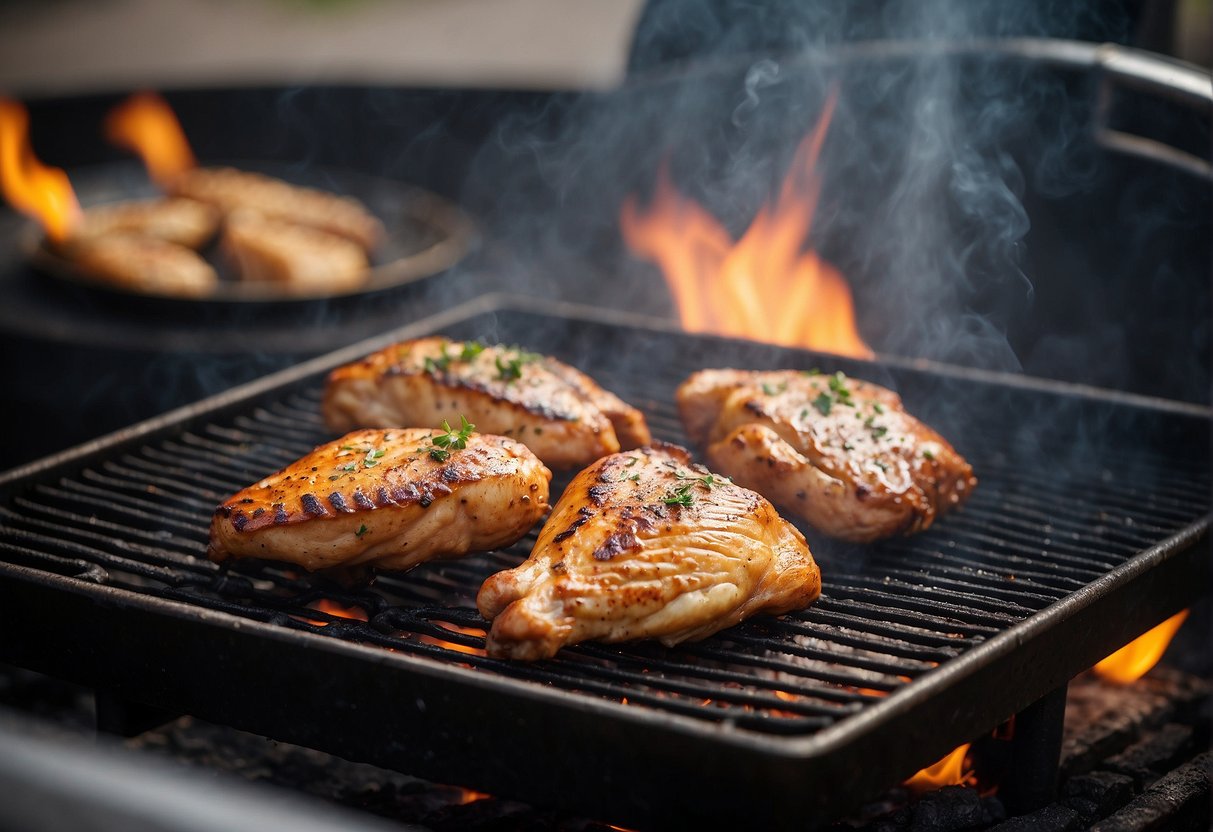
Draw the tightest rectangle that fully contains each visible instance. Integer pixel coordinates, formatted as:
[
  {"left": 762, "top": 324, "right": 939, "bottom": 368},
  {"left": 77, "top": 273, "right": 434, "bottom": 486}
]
[{"left": 0, "top": 18, "right": 1211, "bottom": 832}]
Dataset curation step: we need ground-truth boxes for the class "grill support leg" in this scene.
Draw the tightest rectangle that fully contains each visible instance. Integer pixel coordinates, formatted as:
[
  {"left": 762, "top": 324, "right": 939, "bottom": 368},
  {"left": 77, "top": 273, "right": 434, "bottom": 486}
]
[{"left": 999, "top": 683, "right": 1068, "bottom": 815}]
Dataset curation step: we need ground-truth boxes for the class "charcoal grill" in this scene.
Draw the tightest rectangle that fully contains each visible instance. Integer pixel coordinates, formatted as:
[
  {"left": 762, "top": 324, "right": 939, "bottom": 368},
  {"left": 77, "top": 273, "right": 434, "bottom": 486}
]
[{"left": 0, "top": 294, "right": 1208, "bottom": 830}]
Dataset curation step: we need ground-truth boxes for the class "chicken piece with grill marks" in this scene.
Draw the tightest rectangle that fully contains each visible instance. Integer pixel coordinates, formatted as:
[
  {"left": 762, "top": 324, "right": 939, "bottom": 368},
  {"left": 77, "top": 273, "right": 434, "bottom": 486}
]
[
  {"left": 323, "top": 337, "right": 651, "bottom": 470},
  {"left": 477, "top": 443, "right": 820, "bottom": 660},
  {"left": 209, "top": 427, "right": 550, "bottom": 573},
  {"left": 677, "top": 369, "right": 976, "bottom": 542}
]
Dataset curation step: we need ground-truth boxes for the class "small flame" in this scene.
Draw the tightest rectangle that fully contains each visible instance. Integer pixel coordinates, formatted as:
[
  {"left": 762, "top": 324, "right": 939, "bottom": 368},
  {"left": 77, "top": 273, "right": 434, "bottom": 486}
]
[
  {"left": 104, "top": 92, "right": 196, "bottom": 187},
  {"left": 295, "top": 598, "right": 369, "bottom": 627},
  {"left": 904, "top": 743, "right": 972, "bottom": 794},
  {"left": 417, "top": 621, "right": 488, "bottom": 657},
  {"left": 622, "top": 89, "right": 872, "bottom": 358},
  {"left": 0, "top": 98, "right": 81, "bottom": 242},
  {"left": 456, "top": 788, "right": 490, "bottom": 805},
  {"left": 1093, "top": 609, "right": 1189, "bottom": 684}
]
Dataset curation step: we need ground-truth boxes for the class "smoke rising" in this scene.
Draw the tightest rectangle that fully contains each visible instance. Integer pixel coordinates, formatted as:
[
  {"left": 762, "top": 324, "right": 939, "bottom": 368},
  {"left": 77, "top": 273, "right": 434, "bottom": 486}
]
[{"left": 461, "top": 0, "right": 1207, "bottom": 402}]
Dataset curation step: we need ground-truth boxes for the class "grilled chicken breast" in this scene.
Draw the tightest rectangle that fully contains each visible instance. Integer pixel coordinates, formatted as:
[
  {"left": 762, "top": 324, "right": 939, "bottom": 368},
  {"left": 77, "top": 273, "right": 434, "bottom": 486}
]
[
  {"left": 209, "top": 427, "right": 551, "bottom": 572},
  {"left": 168, "top": 167, "right": 384, "bottom": 251},
  {"left": 678, "top": 369, "right": 976, "bottom": 542},
  {"left": 323, "top": 337, "right": 652, "bottom": 470},
  {"left": 477, "top": 443, "right": 820, "bottom": 660},
  {"left": 222, "top": 209, "right": 368, "bottom": 293},
  {"left": 71, "top": 235, "right": 218, "bottom": 298},
  {"left": 68, "top": 197, "right": 220, "bottom": 250}
]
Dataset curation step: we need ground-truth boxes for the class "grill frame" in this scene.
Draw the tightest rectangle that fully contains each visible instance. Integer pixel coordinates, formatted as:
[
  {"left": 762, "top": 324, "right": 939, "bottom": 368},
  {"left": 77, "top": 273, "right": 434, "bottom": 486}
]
[{"left": 1, "top": 293, "right": 1208, "bottom": 830}]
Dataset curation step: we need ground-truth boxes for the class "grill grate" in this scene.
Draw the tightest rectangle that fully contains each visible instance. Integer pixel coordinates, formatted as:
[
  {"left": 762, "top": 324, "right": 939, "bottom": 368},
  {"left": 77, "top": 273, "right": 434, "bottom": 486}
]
[{"left": 0, "top": 298, "right": 1208, "bottom": 828}]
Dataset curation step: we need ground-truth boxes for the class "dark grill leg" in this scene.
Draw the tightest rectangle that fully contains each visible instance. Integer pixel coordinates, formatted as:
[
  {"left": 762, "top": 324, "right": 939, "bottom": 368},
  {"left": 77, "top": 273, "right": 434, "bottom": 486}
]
[{"left": 1000, "top": 683, "right": 1068, "bottom": 815}]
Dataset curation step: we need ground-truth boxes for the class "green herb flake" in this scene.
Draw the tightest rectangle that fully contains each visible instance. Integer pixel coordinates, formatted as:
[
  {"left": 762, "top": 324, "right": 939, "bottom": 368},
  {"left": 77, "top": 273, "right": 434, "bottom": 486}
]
[
  {"left": 828, "top": 372, "right": 855, "bottom": 407},
  {"left": 802, "top": 368, "right": 822, "bottom": 377},
  {"left": 354, "top": 523, "right": 368, "bottom": 538},
  {"left": 872, "top": 403, "right": 884, "bottom": 415},
  {"left": 459, "top": 340, "right": 486, "bottom": 362},
  {"left": 761, "top": 381, "right": 787, "bottom": 396},
  {"left": 812, "top": 392, "right": 833, "bottom": 416},
  {"left": 495, "top": 355, "right": 523, "bottom": 381},
  {"left": 428, "top": 415, "right": 475, "bottom": 461},
  {"left": 662, "top": 484, "right": 695, "bottom": 507},
  {"left": 922, "top": 449, "right": 936, "bottom": 460}
]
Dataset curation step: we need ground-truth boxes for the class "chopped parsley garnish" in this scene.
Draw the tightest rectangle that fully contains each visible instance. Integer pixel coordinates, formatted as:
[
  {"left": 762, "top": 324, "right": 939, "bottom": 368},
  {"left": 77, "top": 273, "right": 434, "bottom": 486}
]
[
  {"left": 872, "top": 402, "right": 884, "bottom": 415},
  {"left": 493, "top": 346, "right": 541, "bottom": 382},
  {"left": 697, "top": 474, "right": 729, "bottom": 489},
  {"left": 355, "top": 523, "right": 368, "bottom": 538},
  {"left": 828, "top": 372, "right": 855, "bottom": 407},
  {"left": 362, "top": 448, "right": 386, "bottom": 468},
  {"left": 459, "top": 340, "right": 486, "bottom": 362},
  {"left": 662, "top": 484, "right": 695, "bottom": 507},
  {"left": 922, "top": 449, "right": 935, "bottom": 460},
  {"left": 812, "top": 392, "right": 833, "bottom": 416},
  {"left": 495, "top": 355, "right": 523, "bottom": 381},
  {"left": 426, "top": 416, "right": 475, "bottom": 461},
  {"left": 625, "top": 456, "right": 641, "bottom": 467},
  {"left": 761, "top": 381, "right": 787, "bottom": 396},
  {"left": 423, "top": 353, "right": 451, "bottom": 374},
  {"left": 871, "top": 425, "right": 889, "bottom": 440}
]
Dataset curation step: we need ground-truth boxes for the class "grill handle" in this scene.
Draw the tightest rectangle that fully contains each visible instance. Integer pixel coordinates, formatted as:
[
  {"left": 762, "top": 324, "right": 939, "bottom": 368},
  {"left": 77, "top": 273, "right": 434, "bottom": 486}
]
[{"left": 1092, "top": 43, "right": 1213, "bottom": 181}]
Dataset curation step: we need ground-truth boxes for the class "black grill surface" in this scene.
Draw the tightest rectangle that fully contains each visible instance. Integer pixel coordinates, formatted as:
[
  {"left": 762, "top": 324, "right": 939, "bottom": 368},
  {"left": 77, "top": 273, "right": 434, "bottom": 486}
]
[{"left": 0, "top": 295, "right": 1208, "bottom": 830}]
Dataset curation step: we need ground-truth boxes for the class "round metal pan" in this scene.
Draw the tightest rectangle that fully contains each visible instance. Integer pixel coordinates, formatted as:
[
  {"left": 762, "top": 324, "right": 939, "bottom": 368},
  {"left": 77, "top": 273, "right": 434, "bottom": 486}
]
[{"left": 24, "top": 161, "right": 477, "bottom": 303}]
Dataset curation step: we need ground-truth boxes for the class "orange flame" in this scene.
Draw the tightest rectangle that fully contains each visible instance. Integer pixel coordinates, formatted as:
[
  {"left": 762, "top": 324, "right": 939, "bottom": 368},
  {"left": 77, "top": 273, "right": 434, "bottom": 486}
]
[
  {"left": 621, "top": 90, "right": 872, "bottom": 358},
  {"left": 456, "top": 788, "right": 490, "bottom": 805},
  {"left": 104, "top": 92, "right": 196, "bottom": 187},
  {"left": 417, "top": 621, "right": 488, "bottom": 657},
  {"left": 295, "top": 598, "right": 369, "bottom": 627},
  {"left": 0, "top": 98, "right": 81, "bottom": 242},
  {"left": 904, "top": 743, "right": 972, "bottom": 794},
  {"left": 1093, "top": 609, "right": 1189, "bottom": 684}
]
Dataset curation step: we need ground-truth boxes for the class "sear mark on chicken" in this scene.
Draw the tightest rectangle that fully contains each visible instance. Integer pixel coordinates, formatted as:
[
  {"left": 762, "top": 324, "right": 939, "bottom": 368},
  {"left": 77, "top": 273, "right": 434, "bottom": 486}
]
[
  {"left": 477, "top": 443, "right": 821, "bottom": 661},
  {"left": 677, "top": 369, "right": 976, "bottom": 542},
  {"left": 209, "top": 427, "right": 551, "bottom": 573},
  {"left": 322, "top": 336, "right": 651, "bottom": 469}
]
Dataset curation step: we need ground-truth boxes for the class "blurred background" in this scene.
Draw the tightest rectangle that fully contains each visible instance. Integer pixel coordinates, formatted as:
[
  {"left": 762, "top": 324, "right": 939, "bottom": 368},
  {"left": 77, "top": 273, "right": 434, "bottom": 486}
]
[{"left": 0, "top": 0, "right": 1208, "bottom": 94}]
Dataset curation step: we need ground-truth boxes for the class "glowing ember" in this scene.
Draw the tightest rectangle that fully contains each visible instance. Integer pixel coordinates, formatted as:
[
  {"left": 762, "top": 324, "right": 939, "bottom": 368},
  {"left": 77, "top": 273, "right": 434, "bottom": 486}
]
[
  {"left": 456, "top": 788, "right": 491, "bottom": 805},
  {"left": 0, "top": 98, "right": 81, "bottom": 242},
  {"left": 621, "top": 90, "right": 872, "bottom": 358},
  {"left": 104, "top": 92, "right": 196, "bottom": 187},
  {"left": 1093, "top": 609, "right": 1189, "bottom": 684},
  {"left": 904, "top": 743, "right": 972, "bottom": 794}
]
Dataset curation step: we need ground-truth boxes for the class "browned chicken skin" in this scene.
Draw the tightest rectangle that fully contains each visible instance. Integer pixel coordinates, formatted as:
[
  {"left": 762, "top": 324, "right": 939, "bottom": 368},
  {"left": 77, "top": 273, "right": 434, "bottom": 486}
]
[
  {"left": 677, "top": 369, "right": 976, "bottom": 542},
  {"left": 323, "top": 337, "right": 652, "bottom": 469},
  {"left": 478, "top": 443, "right": 821, "bottom": 660},
  {"left": 209, "top": 427, "right": 551, "bottom": 572},
  {"left": 69, "top": 235, "right": 218, "bottom": 298},
  {"left": 168, "top": 167, "right": 384, "bottom": 251},
  {"left": 66, "top": 197, "right": 220, "bottom": 250}
]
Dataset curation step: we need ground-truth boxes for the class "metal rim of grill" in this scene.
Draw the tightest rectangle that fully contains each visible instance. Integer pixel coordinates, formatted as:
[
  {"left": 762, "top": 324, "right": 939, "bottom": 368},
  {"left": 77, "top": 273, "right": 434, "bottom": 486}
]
[{"left": 1, "top": 293, "right": 1208, "bottom": 830}]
